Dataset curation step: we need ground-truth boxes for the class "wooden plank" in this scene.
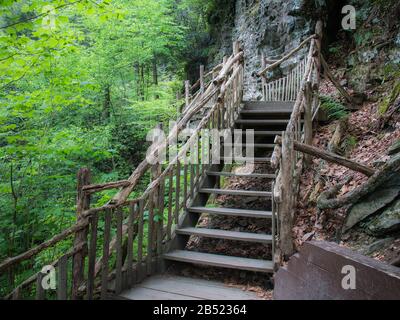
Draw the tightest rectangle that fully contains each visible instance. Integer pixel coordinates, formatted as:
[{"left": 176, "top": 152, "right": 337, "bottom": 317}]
[
  {"left": 245, "top": 131, "right": 281, "bottom": 136},
  {"left": 164, "top": 250, "right": 273, "bottom": 273},
  {"left": 87, "top": 213, "right": 98, "bottom": 300},
  {"left": 137, "top": 199, "right": 144, "bottom": 267},
  {"left": 199, "top": 188, "right": 272, "bottom": 197},
  {"left": 190, "top": 162, "right": 194, "bottom": 199},
  {"left": 121, "top": 287, "right": 203, "bottom": 300},
  {"left": 122, "top": 275, "right": 262, "bottom": 300},
  {"left": 101, "top": 209, "right": 112, "bottom": 300},
  {"left": 223, "top": 143, "right": 276, "bottom": 150},
  {"left": 115, "top": 208, "right": 123, "bottom": 294},
  {"left": 57, "top": 255, "right": 68, "bottom": 300},
  {"left": 275, "top": 241, "right": 400, "bottom": 300},
  {"left": 185, "top": 80, "right": 190, "bottom": 108},
  {"left": 301, "top": 242, "right": 400, "bottom": 299},
  {"left": 183, "top": 163, "right": 188, "bottom": 209},
  {"left": 157, "top": 177, "right": 165, "bottom": 269},
  {"left": 188, "top": 206, "right": 272, "bottom": 218},
  {"left": 220, "top": 157, "right": 271, "bottom": 163},
  {"left": 147, "top": 193, "right": 154, "bottom": 275},
  {"left": 235, "top": 119, "right": 290, "bottom": 125},
  {"left": 167, "top": 169, "right": 173, "bottom": 240},
  {"left": 126, "top": 203, "right": 136, "bottom": 287},
  {"left": 175, "top": 161, "right": 181, "bottom": 224},
  {"left": 176, "top": 227, "right": 272, "bottom": 243},
  {"left": 280, "top": 131, "right": 295, "bottom": 259},
  {"left": 304, "top": 82, "right": 313, "bottom": 166},
  {"left": 200, "top": 65, "right": 205, "bottom": 93},
  {"left": 206, "top": 171, "right": 275, "bottom": 179},
  {"left": 243, "top": 101, "right": 294, "bottom": 110}
]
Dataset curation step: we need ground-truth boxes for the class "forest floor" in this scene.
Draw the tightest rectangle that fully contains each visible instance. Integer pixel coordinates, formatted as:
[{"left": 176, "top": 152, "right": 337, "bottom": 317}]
[{"left": 294, "top": 78, "right": 400, "bottom": 264}]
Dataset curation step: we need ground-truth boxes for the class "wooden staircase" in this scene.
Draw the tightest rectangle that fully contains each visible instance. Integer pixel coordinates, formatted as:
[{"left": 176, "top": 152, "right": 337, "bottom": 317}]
[
  {"left": 163, "top": 101, "right": 294, "bottom": 274},
  {"left": 2, "top": 35, "right": 323, "bottom": 300}
]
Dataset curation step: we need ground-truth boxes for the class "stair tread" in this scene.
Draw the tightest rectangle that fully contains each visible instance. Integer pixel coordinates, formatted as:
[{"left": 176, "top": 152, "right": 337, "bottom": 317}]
[
  {"left": 176, "top": 227, "right": 273, "bottom": 243},
  {"left": 189, "top": 206, "right": 272, "bottom": 218},
  {"left": 241, "top": 131, "right": 281, "bottom": 135},
  {"left": 206, "top": 171, "right": 275, "bottom": 179},
  {"left": 236, "top": 119, "right": 289, "bottom": 124},
  {"left": 223, "top": 143, "right": 275, "bottom": 148},
  {"left": 200, "top": 188, "right": 272, "bottom": 197},
  {"left": 240, "top": 109, "right": 292, "bottom": 114},
  {"left": 243, "top": 101, "right": 294, "bottom": 109},
  {"left": 220, "top": 157, "right": 271, "bottom": 162},
  {"left": 163, "top": 250, "right": 273, "bottom": 273}
]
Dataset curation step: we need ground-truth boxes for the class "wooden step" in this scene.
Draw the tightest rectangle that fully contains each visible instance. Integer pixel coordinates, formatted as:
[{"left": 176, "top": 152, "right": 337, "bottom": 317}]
[
  {"left": 243, "top": 101, "right": 294, "bottom": 110},
  {"left": 242, "top": 131, "right": 281, "bottom": 136},
  {"left": 200, "top": 188, "right": 272, "bottom": 197},
  {"left": 235, "top": 119, "right": 289, "bottom": 125},
  {"left": 176, "top": 227, "right": 273, "bottom": 244},
  {"left": 188, "top": 206, "right": 272, "bottom": 219},
  {"left": 240, "top": 109, "right": 292, "bottom": 115},
  {"left": 223, "top": 143, "right": 275, "bottom": 149},
  {"left": 220, "top": 157, "right": 271, "bottom": 163},
  {"left": 206, "top": 171, "right": 275, "bottom": 179},
  {"left": 163, "top": 250, "right": 274, "bottom": 273}
]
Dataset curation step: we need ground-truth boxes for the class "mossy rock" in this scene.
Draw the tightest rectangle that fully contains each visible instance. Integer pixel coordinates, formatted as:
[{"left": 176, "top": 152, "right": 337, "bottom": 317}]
[
  {"left": 366, "top": 199, "right": 400, "bottom": 237},
  {"left": 389, "top": 140, "right": 400, "bottom": 155},
  {"left": 378, "top": 82, "right": 400, "bottom": 114},
  {"left": 343, "top": 173, "right": 400, "bottom": 232}
]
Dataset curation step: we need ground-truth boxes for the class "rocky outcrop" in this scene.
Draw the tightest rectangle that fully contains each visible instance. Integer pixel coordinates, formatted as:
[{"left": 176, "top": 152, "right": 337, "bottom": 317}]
[
  {"left": 211, "top": 0, "right": 312, "bottom": 100},
  {"left": 366, "top": 199, "right": 400, "bottom": 236},
  {"left": 344, "top": 143, "right": 400, "bottom": 236}
]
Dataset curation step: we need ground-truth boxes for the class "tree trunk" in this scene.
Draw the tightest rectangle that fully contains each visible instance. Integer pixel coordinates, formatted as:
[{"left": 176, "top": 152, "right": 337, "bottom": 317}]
[
  {"left": 134, "top": 63, "right": 140, "bottom": 100},
  {"left": 102, "top": 85, "right": 111, "bottom": 120},
  {"left": 153, "top": 58, "right": 159, "bottom": 99},
  {"left": 317, "top": 155, "right": 400, "bottom": 210}
]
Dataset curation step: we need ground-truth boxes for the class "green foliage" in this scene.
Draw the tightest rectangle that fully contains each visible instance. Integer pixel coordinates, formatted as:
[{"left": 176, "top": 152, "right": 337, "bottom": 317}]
[
  {"left": 0, "top": 0, "right": 210, "bottom": 293},
  {"left": 342, "top": 135, "right": 358, "bottom": 155},
  {"left": 320, "top": 95, "right": 349, "bottom": 120}
]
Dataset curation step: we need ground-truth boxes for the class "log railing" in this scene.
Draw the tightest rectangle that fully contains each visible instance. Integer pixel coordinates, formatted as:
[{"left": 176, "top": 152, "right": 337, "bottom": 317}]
[
  {"left": 0, "top": 42, "right": 244, "bottom": 300},
  {"left": 261, "top": 56, "right": 307, "bottom": 102},
  {"left": 181, "top": 62, "right": 224, "bottom": 114},
  {"left": 261, "top": 22, "right": 323, "bottom": 262}
]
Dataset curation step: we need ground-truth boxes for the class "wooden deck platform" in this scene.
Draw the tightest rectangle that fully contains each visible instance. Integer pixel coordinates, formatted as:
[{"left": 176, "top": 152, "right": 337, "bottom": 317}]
[{"left": 119, "top": 275, "right": 263, "bottom": 300}]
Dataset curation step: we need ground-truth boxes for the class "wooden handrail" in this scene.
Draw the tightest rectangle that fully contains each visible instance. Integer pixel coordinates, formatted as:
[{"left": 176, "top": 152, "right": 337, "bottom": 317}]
[
  {"left": 257, "top": 34, "right": 317, "bottom": 76},
  {"left": 275, "top": 136, "right": 375, "bottom": 177},
  {"left": 0, "top": 221, "right": 89, "bottom": 273}
]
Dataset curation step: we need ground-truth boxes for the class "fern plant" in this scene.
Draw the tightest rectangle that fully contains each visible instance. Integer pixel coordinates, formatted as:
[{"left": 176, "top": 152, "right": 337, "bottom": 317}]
[{"left": 319, "top": 95, "right": 349, "bottom": 120}]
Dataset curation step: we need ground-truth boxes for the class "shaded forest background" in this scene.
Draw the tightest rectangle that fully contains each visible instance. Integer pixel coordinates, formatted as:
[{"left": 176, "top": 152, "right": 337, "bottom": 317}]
[{"left": 0, "top": 0, "right": 230, "bottom": 266}]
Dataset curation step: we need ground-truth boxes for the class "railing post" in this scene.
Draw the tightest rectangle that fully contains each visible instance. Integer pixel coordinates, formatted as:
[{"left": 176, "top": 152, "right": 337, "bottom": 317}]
[
  {"left": 304, "top": 82, "right": 313, "bottom": 166},
  {"left": 200, "top": 65, "right": 205, "bottom": 93},
  {"left": 261, "top": 52, "right": 266, "bottom": 100},
  {"left": 151, "top": 123, "right": 163, "bottom": 273},
  {"left": 280, "top": 131, "right": 295, "bottom": 260},
  {"left": 185, "top": 80, "right": 190, "bottom": 109},
  {"left": 233, "top": 41, "right": 240, "bottom": 67},
  {"left": 72, "top": 167, "right": 90, "bottom": 300},
  {"left": 315, "top": 20, "right": 323, "bottom": 84}
]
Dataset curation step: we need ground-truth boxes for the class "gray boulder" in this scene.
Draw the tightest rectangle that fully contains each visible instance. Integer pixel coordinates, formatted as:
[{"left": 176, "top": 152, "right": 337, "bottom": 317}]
[
  {"left": 343, "top": 174, "right": 400, "bottom": 232},
  {"left": 366, "top": 199, "right": 400, "bottom": 236}
]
